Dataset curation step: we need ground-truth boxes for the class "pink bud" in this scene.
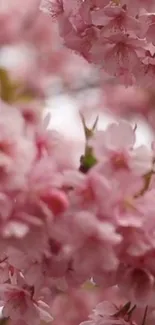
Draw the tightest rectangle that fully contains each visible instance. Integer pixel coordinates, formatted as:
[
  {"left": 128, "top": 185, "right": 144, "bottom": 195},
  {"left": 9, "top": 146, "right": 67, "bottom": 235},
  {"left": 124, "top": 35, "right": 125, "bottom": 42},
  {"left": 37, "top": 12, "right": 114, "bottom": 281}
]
[{"left": 41, "top": 189, "right": 69, "bottom": 216}]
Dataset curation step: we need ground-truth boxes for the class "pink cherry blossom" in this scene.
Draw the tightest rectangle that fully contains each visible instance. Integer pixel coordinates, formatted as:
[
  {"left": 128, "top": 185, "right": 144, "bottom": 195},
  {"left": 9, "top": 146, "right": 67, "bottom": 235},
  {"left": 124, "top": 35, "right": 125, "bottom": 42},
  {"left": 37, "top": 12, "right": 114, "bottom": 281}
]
[
  {"left": 91, "top": 4, "right": 140, "bottom": 37},
  {"left": 0, "top": 282, "right": 53, "bottom": 325},
  {"left": 2, "top": 0, "right": 155, "bottom": 324},
  {"left": 41, "top": 0, "right": 155, "bottom": 85},
  {"left": 80, "top": 294, "right": 136, "bottom": 325},
  {"left": 90, "top": 121, "right": 152, "bottom": 176}
]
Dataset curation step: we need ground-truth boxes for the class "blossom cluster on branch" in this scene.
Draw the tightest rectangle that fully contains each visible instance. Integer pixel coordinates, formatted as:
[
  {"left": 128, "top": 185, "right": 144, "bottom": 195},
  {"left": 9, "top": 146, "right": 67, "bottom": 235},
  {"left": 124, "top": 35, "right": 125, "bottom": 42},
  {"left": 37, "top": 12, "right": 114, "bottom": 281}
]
[
  {"left": 40, "top": 0, "right": 155, "bottom": 86},
  {"left": 1, "top": 1, "right": 155, "bottom": 325}
]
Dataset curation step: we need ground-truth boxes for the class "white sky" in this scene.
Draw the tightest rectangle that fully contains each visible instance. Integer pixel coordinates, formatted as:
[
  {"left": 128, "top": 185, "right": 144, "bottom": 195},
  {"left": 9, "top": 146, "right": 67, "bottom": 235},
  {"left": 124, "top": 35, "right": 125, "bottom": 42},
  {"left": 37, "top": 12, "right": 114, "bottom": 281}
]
[{"left": 46, "top": 94, "right": 153, "bottom": 148}]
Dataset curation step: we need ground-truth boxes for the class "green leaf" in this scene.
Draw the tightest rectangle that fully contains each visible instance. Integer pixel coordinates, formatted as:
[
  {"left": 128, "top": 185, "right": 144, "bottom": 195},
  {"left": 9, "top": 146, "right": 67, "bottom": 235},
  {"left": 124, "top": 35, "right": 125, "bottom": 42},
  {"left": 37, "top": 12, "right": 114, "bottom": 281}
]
[
  {"left": 79, "top": 114, "right": 98, "bottom": 172},
  {"left": 83, "top": 151, "right": 97, "bottom": 169},
  {"left": 80, "top": 148, "right": 97, "bottom": 173}
]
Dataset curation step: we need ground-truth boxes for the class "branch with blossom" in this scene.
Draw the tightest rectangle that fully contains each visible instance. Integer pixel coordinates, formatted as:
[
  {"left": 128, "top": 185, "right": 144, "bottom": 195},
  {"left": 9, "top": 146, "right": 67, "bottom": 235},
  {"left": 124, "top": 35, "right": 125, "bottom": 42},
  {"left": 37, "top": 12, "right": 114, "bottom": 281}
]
[{"left": 1, "top": 1, "right": 155, "bottom": 325}]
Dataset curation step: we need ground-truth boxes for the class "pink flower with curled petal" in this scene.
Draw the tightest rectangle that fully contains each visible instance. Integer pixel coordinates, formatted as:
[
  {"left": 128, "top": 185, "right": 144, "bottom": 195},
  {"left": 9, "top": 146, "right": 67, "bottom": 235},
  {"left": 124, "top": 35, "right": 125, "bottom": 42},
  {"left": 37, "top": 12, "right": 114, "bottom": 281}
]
[
  {"left": 0, "top": 282, "right": 53, "bottom": 325},
  {"left": 40, "top": 188, "right": 69, "bottom": 216}
]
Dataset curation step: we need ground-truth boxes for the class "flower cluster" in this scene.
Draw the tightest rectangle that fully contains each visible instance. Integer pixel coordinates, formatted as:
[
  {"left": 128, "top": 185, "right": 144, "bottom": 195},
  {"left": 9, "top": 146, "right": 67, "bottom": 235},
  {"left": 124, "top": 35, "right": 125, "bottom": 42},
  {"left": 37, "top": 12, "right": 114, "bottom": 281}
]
[
  {"left": 40, "top": 0, "right": 155, "bottom": 86},
  {"left": 0, "top": 107, "right": 155, "bottom": 325},
  {"left": 1, "top": 1, "right": 155, "bottom": 325}
]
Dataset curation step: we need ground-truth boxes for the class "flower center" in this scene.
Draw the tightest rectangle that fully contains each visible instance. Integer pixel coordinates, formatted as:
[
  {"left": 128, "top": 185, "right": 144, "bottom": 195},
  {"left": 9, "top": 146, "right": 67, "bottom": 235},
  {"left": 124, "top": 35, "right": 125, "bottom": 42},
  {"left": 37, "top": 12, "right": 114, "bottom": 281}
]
[{"left": 111, "top": 152, "right": 128, "bottom": 170}]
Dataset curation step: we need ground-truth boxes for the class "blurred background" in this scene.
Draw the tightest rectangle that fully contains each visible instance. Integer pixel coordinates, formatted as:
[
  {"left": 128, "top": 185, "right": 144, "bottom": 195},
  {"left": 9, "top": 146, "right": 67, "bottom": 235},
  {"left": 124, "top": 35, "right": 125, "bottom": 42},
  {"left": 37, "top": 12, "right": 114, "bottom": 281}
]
[{"left": 0, "top": 45, "right": 153, "bottom": 151}]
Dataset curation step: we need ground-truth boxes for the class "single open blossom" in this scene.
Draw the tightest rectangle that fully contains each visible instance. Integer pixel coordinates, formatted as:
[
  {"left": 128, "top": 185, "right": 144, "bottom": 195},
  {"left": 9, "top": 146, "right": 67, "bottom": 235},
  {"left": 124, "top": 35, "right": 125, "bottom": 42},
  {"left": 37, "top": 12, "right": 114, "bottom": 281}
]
[
  {"left": 0, "top": 282, "right": 53, "bottom": 325},
  {"left": 90, "top": 121, "right": 152, "bottom": 176},
  {"left": 91, "top": 4, "right": 141, "bottom": 37},
  {"left": 80, "top": 295, "right": 136, "bottom": 325},
  {"left": 80, "top": 286, "right": 155, "bottom": 325}
]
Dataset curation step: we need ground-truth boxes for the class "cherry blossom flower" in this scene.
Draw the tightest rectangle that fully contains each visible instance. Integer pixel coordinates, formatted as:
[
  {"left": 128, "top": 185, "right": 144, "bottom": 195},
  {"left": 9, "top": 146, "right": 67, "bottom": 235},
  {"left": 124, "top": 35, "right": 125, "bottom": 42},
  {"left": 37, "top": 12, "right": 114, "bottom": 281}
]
[
  {"left": 2, "top": 0, "right": 155, "bottom": 324},
  {"left": 90, "top": 121, "right": 152, "bottom": 176},
  {"left": 0, "top": 282, "right": 53, "bottom": 325},
  {"left": 41, "top": 0, "right": 155, "bottom": 85}
]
